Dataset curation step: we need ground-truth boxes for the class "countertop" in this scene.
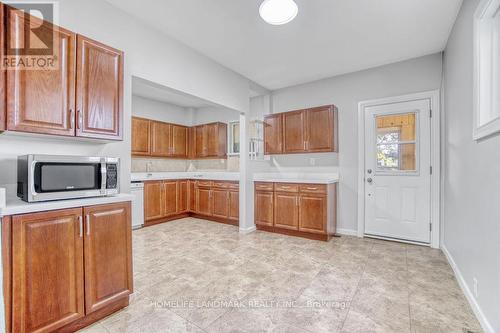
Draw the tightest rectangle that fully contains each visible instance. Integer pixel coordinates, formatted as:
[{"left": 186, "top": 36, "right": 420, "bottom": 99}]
[
  {"left": 253, "top": 172, "right": 339, "bottom": 184},
  {"left": 131, "top": 172, "right": 240, "bottom": 182},
  {"left": 0, "top": 193, "right": 134, "bottom": 217}
]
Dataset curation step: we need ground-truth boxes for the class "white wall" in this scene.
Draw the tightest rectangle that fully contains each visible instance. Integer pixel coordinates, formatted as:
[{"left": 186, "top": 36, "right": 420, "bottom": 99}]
[
  {"left": 132, "top": 95, "right": 193, "bottom": 126},
  {"left": 0, "top": 0, "right": 250, "bottom": 194},
  {"left": 250, "top": 54, "right": 443, "bottom": 233},
  {"left": 443, "top": 0, "right": 499, "bottom": 331},
  {"left": 192, "top": 106, "right": 240, "bottom": 125}
]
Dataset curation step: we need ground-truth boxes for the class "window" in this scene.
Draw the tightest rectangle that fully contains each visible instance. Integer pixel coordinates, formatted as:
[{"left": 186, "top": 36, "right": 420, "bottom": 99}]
[
  {"left": 228, "top": 121, "right": 240, "bottom": 155},
  {"left": 473, "top": 0, "right": 500, "bottom": 139},
  {"left": 375, "top": 113, "right": 417, "bottom": 172}
]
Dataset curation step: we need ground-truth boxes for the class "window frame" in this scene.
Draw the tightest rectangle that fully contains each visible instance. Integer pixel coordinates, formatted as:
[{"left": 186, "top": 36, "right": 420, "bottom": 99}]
[{"left": 227, "top": 121, "right": 240, "bottom": 156}]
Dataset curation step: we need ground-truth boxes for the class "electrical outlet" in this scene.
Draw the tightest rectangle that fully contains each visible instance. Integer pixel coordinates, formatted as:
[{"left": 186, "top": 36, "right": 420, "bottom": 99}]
[
  {"left": 309, "top": 158, "right": 316, "bottom": 166},
  {"left": 473, "top": 278, "right": 478, "bottom": 298}
]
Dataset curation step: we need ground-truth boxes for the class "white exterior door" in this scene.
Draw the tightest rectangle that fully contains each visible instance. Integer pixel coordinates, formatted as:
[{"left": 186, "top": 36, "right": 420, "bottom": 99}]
[{"left": 364, "top": 99, "right": 431, "bottom": 243}]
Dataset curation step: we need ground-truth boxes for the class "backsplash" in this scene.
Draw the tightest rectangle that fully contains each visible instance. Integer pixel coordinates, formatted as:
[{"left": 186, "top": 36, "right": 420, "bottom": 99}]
[{"left": 131, "top": 156, "right": 240, "bottom": 173}]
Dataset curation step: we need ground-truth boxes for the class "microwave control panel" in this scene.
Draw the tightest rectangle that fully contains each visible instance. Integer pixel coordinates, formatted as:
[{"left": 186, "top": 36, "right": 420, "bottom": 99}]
[{"left": 106, "top": 164, "right": 118, "bottom": 189}]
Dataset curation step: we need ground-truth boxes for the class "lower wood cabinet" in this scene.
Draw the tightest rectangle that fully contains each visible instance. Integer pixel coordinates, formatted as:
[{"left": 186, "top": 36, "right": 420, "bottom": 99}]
[
  {"left": 254, "top": 182, "right": 337, "bottom": 241},
  {"left": 6, "top": 201, "right": 132, "bottom": 333}
]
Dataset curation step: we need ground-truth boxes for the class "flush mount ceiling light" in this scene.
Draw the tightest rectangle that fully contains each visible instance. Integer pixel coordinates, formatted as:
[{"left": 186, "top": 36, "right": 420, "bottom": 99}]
[{"left": 259, "top": 0, "right": 298, "bottom": 25}]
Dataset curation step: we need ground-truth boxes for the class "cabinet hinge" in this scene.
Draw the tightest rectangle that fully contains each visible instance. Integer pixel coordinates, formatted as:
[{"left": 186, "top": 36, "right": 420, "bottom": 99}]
[
  {"left": 429, "top": 109, "right": 433, "bottom": 118},
  {"left": 430, "top": 223, "right": 432, "bottom": 232},
  {"left": 430, "top": 166, "right": 433, "bottom": 175}
]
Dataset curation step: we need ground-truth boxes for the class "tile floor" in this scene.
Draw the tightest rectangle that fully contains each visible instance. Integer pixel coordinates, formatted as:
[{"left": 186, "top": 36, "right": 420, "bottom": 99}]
[{"left": 80, "top": 218, "right": 482, "bottom": 333}]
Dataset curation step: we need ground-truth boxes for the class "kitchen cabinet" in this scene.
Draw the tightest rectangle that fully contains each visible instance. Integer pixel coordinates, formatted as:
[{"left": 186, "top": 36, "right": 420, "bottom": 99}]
[
  {"left": 194, "top": 122, "right": 227, "bottom": 158},
  {"left": 1, "top": 5, "right": 124, "bottom": 141},
  {"left": 171, "top": 124, "right": 188, "bottom": 157},
  {"left": 212, "top": 189, "right": 229, "bottom": 219},
  {"left": 76, "top": 35, "right": 123, "bottom": 140},
  {"left": 188, "top": 127, "right": 196, "bottom": 159},
  {"left": 178, "top": 180, "right": 188, "bottom": 213},
  {"left": 144, "top": 179, "right": 192, "bottom": 225},
  {"left": 151, "top": 121, "right": 171, "bottom": 157},
  {"left": 263, "top": 105, "right": 338, "bottom": 155},
  {"left": 6, "top": 10, "right": 77, "bottom": 137},
  {"left": 12, "top": 208, "right": 85, "bottom": 332},
  {"left": 254, "top": 182, "right": 337, "bottom": 241},
  {"left": 144, "top": 181, "right": 164, "bottom": 221},
  {"left": 0, "top": 3, "right": 5, "bottom": 131},
  {"left": 83, "top": 203, "right": 132, "bottom": 314},
  {"left": 163, "top": 181, "right": 178, "bottom": 216},
  {"left": 196, "top": 187, "right": 212, "bottom": 216},
  {"left": 229, "top": 189, "right": 239, "bottom": 221},
  {"left": 264, "top": 113, "right": 283, "bottom": 154},
  {"left": 7, "top": 201, "right": 132, "bottom": 332},
  {"left": 131, "top": 117, "right": 151, "bottom": 156},
  {"left": 188, "top": 180, "right": 196, "bottom": 212}
]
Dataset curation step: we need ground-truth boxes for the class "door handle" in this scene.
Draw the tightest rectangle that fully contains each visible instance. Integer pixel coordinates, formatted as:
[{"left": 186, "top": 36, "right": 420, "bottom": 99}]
[
  {"left": 78, "top": 216, "right": 83, "bottom": 237},
  {"left": 86, "top": 214, "right": 91, "bottom": 236},
  {"left": 77, "top": 109, "right": 83, "bottom": 129},
  {"left": 69, "top": 109, "right": 75, "bottom": 129}
]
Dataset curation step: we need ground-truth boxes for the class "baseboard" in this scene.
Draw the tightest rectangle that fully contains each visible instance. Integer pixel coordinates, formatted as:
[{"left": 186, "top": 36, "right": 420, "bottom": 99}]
[
  {"left": 239, "top": 226, "right": 256, "bottom": 234},
  {"left": 441, "top": 245, "right": 494, "bottom": 333},
  {"left": 336, "top": 228, "right": 357, "bottom": 236}
]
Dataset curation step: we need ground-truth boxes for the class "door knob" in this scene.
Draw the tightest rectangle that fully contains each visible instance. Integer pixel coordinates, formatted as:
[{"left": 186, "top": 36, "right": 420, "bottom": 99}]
[{"left": 367, "top": 178, "right": 373, "bottom": 184}]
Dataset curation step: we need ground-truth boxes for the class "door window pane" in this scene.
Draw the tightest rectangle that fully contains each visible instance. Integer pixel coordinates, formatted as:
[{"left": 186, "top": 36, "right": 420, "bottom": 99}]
[{"left": 375, "top": 113, "right": 417, "bottom": 172}]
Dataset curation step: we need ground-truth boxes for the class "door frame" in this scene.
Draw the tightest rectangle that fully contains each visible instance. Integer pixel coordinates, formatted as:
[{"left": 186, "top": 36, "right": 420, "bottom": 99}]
[{"left": 357, "top": 90, "right": 441, "bottom": 248}]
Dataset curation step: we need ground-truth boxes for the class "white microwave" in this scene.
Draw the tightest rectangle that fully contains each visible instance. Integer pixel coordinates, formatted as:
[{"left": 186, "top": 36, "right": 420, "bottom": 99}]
[{"left": 17, "top": 155, "right": 120, "bottom": 203}]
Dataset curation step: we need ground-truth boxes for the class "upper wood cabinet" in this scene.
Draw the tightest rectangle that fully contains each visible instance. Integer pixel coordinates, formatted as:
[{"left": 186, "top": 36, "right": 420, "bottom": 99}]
[
  {"left": 131, "top": 117, "right": 151, "bottom": 156},
  {"left": 83, "top": 202, "right": 132, "bottom": 314},
  {"left": 76, "top": 35, "right": 123, "bottom": 140},
  {"left": 171, "top": 124, "right": 188, "bottom": 157},
  {"left": 264, "top": 113, "right": 282, "bottom": 154},
  {"left": 151, "top": 121, "right": 171, "bottom": 157},
  {"left": 264, "top": 105, "right": 338, "bottom": 155},
  {"left": 194, "top": 122, "right": 227, "bottom": 158},
  {"left": 6, "top": 9, "right": 77, "bottom": 136},
  {"left": 1, "top": 6, "right": 124, "bottom": 140},
  {"left": 0, "top": 3, "right": 6, "bottom": 131},
  {"left": 12, "top": 208, "right": 85, "bottom": 333}
]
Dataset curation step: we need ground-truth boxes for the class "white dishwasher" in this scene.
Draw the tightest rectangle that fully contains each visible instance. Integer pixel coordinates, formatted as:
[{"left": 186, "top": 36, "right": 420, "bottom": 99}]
[{"left": 130, "top": 182, "right": 144, "bottom": 229}]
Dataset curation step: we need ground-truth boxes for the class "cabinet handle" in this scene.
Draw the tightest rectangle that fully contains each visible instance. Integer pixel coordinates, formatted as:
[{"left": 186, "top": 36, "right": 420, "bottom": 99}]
[
  {"left": 86, "top": 214, "right": 91, "bottom": 236},
  {"left": 281, "top": 186, "right": 291, "bottom": 189},
  {"left": 77, "top": 110, "right": 83, "bottom": 129},
  {"left": 78, "top": 216, "right": 83, "bottom": 237},
  {"left": 307, "top": 187, "right": 318, "bottom": 190},
  {"left": 70, "top": 109, "right": 75, "bottom": 129}
]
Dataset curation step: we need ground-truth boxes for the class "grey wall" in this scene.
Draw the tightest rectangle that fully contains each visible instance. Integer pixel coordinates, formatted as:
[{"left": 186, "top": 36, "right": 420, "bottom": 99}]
[
  {"left": 250, "top": 53, "right": 443, "bottom": 233},
  {"left": 443, "top": 0, "right": 499, "bottom": 331},
  {"left": 132, "top": 96, "right": 193, "bottom": 126}
]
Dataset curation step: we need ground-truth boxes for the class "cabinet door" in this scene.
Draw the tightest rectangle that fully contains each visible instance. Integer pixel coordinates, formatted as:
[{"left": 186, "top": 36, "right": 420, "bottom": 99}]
[
  {"left": 196, "top": 188, "right": 212, "bottom": 216},
  {"left": 144, "top": 181, "right": 163, "bottom": 221},
  {"left": 274, "top": 192, "right": 299, "bottom": 230},
  {"left": 178, "top": 180, "right": 188, "bottom": 213},
  {"left": 131, "top": 117, "right": 151, "bottom": 156},
  {"left": 195, "top": 125, "right": 207, "bottom": 157},
  {"left": 229, "top": 190, "right": 239, "bottom": 221},
  {"left": 306, "top": 106, "right": 335, "bottom": 152},
  {"left": 171, "top": 124, "right": 188, "bottom": 157},
  {"left": 12, "top": 208, "right": 84, "bottom": 332},
  {"left": 76, "top": 35, "right": 123, "bottom": 140},
  {"left": 151, "top": 121, "right": 171, "bottom": 157},
  {"left": 188, "top": 127, "right": 196, "bottom": 159},
  {"left": 283, "top": 110, "right": 306, "bottom": 153},
  {"left": 83, "top": 202, "right": 132, "bottom": 314},
  {"left": 299, "top": 194, "right": 327, "bottom": 234},
  {"left": 6, "top": 9, "right": 77, "bottom": 136},
  {"left": 264, "top": 114, "right": 283, "bottom": 154},
  {"left": 188, "top": 180, "right": 196, "bottom": 212},
  {"left": 254, "top": 191, "right": 274, "bottom": 227},
  {"left": 163, "top": 181, "right": 178, "bottom": 216},
  {"left": 0, "top": 4, "right": 5, "bottom": 131},
  {"left": 212, "top": 189, "right": 229, "bottom": 218},
  {"left": 206, "top": 123, "right": 219, "bottom": 157}
]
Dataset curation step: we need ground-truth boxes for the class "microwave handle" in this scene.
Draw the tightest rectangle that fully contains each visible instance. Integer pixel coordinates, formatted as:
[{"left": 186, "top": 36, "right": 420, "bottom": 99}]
[
  {"left": 101, "top": 163, "right": 107, "bottom": 192},
  {"left": 30, "top": 161, "right": 38, "bottom": 197}
]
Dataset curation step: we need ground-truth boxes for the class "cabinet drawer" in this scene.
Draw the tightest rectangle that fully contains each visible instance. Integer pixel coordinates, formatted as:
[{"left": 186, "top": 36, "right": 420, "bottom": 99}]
[
  {"left": 196, "top": 180, "right": 213, "bottom": 188},
  {"left": 227, "top": 182, "right": 239, "bottom": 190},
  {"left": 274, "top": 183, "right": 299, "bottom": 193},
  {"left": 255, "top": 182, "right": 274, "bottom": 191},
  {"left": 212, "top": 181, "right": 229, "bottom": 189},
  {"left": 299, "top": 184, "right": 327, "bottom": 194}
]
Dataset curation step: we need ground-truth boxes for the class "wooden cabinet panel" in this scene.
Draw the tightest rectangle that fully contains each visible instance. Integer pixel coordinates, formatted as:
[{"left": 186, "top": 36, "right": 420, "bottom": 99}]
[
  {"left": 299, "top": 184, "right": 327, "bottom": 194},
  {"left": 76, "top": 35, "right": 123, "bottom": 140},
  {"left": 6, "top": 9, "right": 77, "bottom": 136},
  {"left": 195, "top": 125, "right": 207, "bottom": 157},
  {"left": 255, "top": 182, "right": 274, "bottom": 191},
  {"left": 196, "top": 188, "right": 212, "bottom": 216},
  {"left": 12, "top": 208, "right": 85, "bottom": 332},
  {"left": 283, "top": 110, "right": 306, "bottom": 153},
  {"left": 212, "top": 189, "right": 229, "bottom": 218},
  {"left": 151, "top": 121, "right": 171, "bottom": 157},
  {"left": 264, "top": 114, "right": 283, "bottom": 154},
  {"left": 0, "top": 3, "right": 6, "bottom": 131},
  {"left": 131, "top": 117, "right": 150, "bottom": 156},
  {"left": 188, "top": 180, "right": 196, "bottom": 212},
  {"left": 206, "top": 123, "right": 219, "bottom": 157},
  {"left": 144, "top": 181, "right": 163, "bottom": 221},
  {"left": 274, "top": 192, "right": 299, "bottom": 230},
  {"left": 162, "top": 181, "right": 178, "bottom": 216},
  {"left": 177, "top": 180, "right": 188, "bottom": 213},
  {"left": 229, "top": 191, "right": 239, "bottom": 221},
  {"left": 254, "top": 191, "right": 274, "bottom": 227},
  {"left": 274, "top": 183, "right": 299, "bottom": 193},
  {"left": 171, "top": 124, "right": 188, "bottom": 157},
  {"left": 299, "top": 194, "right": 327, "bottom": 234},
  {"left": 83, "top": 202, "right": 132, "bottom": 314},
  {"left": 306, "top": 106, "right": 335, "bottom": 152},
  {"left": 188, "top": 127, "right": 196, "bottom": 159}
]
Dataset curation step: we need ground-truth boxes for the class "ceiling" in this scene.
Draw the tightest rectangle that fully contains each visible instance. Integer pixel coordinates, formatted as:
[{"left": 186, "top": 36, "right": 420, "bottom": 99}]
[
  {"left": 111, "top": 0, "right": 462, "bottom": 90},
  {"left": 132, "top": 77, "right": 215, "bottom": 108}
]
